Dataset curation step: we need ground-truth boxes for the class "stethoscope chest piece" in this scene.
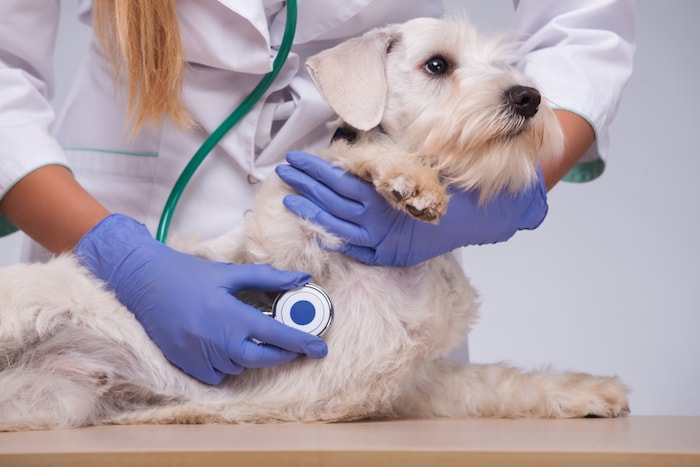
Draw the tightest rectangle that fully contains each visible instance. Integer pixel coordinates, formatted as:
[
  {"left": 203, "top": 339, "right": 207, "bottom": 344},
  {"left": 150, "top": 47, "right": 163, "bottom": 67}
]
[
  {"left": 235, "top": 283, "right": 333, "bottom": 337},
  {"left": 272, "top": 283, "right": 333, "bottom": 337}
]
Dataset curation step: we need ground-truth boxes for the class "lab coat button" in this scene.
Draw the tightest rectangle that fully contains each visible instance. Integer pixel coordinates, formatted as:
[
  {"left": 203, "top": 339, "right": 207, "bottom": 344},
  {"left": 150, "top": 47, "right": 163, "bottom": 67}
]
[{"left": 247, "top": 174, "right": 259, "bottom": 184}]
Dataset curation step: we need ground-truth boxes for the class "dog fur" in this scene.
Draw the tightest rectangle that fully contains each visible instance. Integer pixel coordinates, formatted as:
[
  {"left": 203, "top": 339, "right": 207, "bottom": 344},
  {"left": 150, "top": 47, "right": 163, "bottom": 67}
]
[{"left": 0, "top": 17, "right": 629, "bottom": 431}]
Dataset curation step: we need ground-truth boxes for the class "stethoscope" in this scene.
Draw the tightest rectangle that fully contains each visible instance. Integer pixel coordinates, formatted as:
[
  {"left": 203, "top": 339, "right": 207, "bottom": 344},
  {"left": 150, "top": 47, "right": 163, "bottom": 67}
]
[
  {"left": 153, "top": 1, "right": 333, "bottom": 337},
  {"left": 156, "top": 0, "right": 298, "bottom": 243}
]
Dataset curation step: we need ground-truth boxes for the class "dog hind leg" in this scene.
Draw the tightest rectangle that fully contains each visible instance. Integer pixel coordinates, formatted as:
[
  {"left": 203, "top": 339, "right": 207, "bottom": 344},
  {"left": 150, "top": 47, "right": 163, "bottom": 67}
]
[
  {"left": 0, "top": 326, "right": 184, "bottom": 431},
  {"left": 394, "top": 360, "right": 630, "bottom": 419}
]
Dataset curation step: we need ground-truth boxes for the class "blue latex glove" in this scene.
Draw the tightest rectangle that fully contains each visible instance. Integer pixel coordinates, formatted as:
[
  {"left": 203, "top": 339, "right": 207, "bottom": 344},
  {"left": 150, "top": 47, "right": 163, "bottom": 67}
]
[
  {"left": 74, "top": 213, "right": 328, "bottom": 385},
  {"left": 276, "top": 151, "right": 548, "bottom": 266}
]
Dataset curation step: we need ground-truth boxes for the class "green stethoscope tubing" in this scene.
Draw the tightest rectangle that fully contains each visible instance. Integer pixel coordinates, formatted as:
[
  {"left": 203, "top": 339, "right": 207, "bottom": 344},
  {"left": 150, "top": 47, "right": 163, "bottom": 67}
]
[{"left": 156, "top": 0, "right": 298, "bottom": 243}]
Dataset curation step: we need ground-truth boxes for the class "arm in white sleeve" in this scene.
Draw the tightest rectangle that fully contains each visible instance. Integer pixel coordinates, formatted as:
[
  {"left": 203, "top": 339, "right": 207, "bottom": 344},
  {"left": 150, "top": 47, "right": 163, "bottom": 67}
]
[
  {"left": 0, "top": 0, "right": 69, "bottom": 234},
  {"left": 513, "top": 0, "right": 635, "bottom": 182}
]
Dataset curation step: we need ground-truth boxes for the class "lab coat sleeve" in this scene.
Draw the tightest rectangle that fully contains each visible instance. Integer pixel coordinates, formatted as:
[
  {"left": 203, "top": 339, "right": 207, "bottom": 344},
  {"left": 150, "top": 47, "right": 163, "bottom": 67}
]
[
  {"left": 0, "top": 0, "right": 69, "bottom": 234},
  {"left": 513, "top": 0, "right": 635, "bottom": 182}
]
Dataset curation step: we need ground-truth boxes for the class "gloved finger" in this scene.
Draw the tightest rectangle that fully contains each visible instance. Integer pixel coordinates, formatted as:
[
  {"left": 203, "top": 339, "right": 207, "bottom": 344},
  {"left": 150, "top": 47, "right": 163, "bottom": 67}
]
[
  {"left": 224, "top": 263, "right": 312, "bottom": 292},
  {"left": 243, "top": 310, "right": 329, "bottom": 360},
  {"left": 276, "top": 164, "right": 365, "bottom": 219},
  {"left": 512, "top": 167, "right": 548, "bottom": 230},
  {"left": 282, "top": 194, "right": 376, "bottom": 247},
  {"left": 284, "top": 151, "right": 378, "bottom": 202},
  {"left": 201, "top": 356, "right": 244, "bottom": 383},
  {"left": 331, "top": 243, "right": 380, "bottom": 265},
  {"left": 235, "top": 340, "right": 302, "bottom": 369}
]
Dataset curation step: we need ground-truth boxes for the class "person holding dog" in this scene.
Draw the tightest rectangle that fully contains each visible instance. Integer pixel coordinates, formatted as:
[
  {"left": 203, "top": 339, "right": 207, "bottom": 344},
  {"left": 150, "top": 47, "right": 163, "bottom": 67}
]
[{"left": 0, "top": 1, "right": 634, "bottom": 385}]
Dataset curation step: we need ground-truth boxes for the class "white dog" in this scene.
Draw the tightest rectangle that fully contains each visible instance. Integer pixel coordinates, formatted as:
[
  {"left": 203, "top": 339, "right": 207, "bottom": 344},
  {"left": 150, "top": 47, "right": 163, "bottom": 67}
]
[{"left": 0, "top": 17, "right": 629, "bottom": 430}]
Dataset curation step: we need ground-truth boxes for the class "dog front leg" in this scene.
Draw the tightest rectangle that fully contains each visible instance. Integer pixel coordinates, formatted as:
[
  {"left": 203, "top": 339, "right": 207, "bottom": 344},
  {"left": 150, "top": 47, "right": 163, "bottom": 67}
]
[
  {"left": 394, "top": 360, "right": 629, "bottom": 419},
  {"left": 332, "top": 138, "right": 449, "bottom": 223}
]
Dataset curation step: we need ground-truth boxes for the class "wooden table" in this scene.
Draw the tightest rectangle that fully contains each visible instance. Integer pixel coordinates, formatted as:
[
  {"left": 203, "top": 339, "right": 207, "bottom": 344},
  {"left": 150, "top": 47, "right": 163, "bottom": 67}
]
[{"left": 1, "top": 416, "right": 698, "bottom": 466}]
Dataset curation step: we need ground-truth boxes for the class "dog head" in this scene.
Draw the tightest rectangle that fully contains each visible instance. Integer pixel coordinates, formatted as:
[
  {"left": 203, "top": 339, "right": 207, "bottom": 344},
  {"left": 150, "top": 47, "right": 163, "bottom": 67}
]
[{"left": 307, "top": 17, "right": 564, "bottom": 201}]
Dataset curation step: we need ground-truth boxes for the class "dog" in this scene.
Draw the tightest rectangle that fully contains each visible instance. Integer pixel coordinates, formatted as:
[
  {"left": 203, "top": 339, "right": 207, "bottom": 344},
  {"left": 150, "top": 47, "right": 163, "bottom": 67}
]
[{"left": 0, "top": 17, "right": 629, "bottom": 430}]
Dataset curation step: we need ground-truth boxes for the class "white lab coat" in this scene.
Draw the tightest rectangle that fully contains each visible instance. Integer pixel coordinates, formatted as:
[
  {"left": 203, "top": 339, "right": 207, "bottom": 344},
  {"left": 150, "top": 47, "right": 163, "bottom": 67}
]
[{"left": 0, "top": 0, "right": 634, "bottom": 259}]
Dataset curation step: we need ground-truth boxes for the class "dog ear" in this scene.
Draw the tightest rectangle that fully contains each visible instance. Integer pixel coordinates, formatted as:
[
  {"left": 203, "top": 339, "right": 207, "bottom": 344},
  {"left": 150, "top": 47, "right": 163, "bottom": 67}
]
[{"left": 306, "top": 28, "right": 395, "bottom": 131}]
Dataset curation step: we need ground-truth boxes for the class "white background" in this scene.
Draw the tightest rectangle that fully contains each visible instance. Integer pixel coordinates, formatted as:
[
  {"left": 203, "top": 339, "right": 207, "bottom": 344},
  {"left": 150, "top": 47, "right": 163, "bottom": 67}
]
[{"left": 1, "top": 1, "right": 698, "bottom": 416}]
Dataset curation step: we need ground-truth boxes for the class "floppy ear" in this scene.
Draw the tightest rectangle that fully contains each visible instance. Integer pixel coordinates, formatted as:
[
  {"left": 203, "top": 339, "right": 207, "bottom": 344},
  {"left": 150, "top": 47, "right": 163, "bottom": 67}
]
[{"left": 306, "top": 28, "right": 395, "bottom": 131}]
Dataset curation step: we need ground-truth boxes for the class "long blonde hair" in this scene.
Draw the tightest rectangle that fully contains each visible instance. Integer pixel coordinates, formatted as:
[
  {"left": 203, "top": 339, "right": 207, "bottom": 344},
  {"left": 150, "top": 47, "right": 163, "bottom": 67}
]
[{"left": 93, "top": 0, "right": 191, "bottom": 131}]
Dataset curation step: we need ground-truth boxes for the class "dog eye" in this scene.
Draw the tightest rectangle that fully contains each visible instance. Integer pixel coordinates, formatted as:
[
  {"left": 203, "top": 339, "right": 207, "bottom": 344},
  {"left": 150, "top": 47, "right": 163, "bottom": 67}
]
[{"left": 424, "top": 56, "right": 449, "bottom": 76}]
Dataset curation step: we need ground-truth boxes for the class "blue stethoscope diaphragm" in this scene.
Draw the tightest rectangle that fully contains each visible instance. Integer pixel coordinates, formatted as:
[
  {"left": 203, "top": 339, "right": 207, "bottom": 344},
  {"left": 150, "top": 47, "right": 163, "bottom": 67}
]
[
  {"left": 235, "top": 283, "right": 333, "bottom": 337},
  {"left": 272, "top": 284, "right": 333, "bottom": 336}
]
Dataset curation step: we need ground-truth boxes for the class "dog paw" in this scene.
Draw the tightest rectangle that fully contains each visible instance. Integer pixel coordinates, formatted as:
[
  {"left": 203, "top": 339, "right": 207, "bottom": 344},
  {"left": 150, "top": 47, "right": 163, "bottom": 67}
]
[
  {"left": 561, "top": 375, "right": 631, "bottom": 418},
  {"left": 584, "top": 386, "right": 631, "bottom": 418},
  {"left": 379, "top": 172, "right": 448, "bottom": 223}
]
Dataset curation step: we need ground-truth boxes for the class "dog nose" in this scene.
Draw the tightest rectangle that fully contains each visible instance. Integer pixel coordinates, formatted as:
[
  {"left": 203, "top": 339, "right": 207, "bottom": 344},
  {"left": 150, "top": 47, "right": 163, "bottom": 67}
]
[{"left": 506, "top": 86, "right": 541, "bottom": 118}]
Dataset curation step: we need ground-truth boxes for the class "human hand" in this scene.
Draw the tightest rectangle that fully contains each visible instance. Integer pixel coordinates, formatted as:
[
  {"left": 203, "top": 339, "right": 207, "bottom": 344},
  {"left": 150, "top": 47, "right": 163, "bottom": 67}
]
[
  {"left": 276, "top": 151, "right": 548, "bottom": 266},
  {"left": 74, "top": 214, "right": 328, "bottom": 385}
]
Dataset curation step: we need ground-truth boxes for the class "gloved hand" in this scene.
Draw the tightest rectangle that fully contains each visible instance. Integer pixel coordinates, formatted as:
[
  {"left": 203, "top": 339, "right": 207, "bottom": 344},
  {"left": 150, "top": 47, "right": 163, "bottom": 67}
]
[
  {"left": 74, "top": 213, "right": 328, "bottom": 385},
  {"left": 276, "top": 151, "right": 548, "bottom": 266}
]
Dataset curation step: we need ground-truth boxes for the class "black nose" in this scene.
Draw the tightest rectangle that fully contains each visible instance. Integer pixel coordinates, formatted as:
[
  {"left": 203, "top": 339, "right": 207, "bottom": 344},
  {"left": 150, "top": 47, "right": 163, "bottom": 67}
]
[{"left": 506, "top": 86, "right": 541, "bottom": 118}]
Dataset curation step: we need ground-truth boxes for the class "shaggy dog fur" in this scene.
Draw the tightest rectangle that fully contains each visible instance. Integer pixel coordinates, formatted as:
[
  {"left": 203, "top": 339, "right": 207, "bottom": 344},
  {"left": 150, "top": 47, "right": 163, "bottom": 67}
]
[{"left": 0, "top": 17, "right": 629, "bottom": 430}]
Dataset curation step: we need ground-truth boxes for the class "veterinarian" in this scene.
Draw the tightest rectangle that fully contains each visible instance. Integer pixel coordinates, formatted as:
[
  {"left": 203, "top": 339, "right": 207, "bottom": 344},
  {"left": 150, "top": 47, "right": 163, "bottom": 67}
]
[{"left": 0, "top": 1, "right": 634, "bottom": 385}]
